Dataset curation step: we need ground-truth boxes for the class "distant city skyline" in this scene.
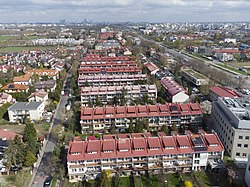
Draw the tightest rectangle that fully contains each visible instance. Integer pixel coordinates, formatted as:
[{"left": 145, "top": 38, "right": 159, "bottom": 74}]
[{"left": 0, "top": 0, "right": 250, "bottom": 23}]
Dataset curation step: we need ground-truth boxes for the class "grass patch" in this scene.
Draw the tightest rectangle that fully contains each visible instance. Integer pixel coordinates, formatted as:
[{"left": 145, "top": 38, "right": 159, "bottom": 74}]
[
  {"left": 134, "top": 176, "right": 143, "bottom": 187},
  {"left": 0, "top": 46, "right": 56, "bottom": 53},
  {"left": 119, "top": 177, "right": 131, "bottom": 187},
  {"left": 51, "top": 175, "right": 57, "bottom": 187},
  {"left": 215, "top": 63, "right": 249, "bottom": 76}
]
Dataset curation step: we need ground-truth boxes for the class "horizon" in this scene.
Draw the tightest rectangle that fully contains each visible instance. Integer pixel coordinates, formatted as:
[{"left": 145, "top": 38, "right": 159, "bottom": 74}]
[{"left": 0, "top": 0, "right": 250, "bottom": 23}]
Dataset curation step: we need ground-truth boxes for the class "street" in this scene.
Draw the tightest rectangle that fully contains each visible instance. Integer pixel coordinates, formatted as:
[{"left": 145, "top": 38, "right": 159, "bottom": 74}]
[{"left": 29, "top": 95, "right": 68, "bottom": 187}]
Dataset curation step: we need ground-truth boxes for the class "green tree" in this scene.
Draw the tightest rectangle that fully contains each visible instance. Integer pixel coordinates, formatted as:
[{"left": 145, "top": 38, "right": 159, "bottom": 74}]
[
  {"left": 23, "top": 122, "right": 39, "bottom": 154},
  {"left": 120, "top": 88, "right": 127, "bottom": 106},
  {"left": 95, "top": 95, "right": 102, "bottom": 107},
  {"left": 127, "top": 121, "right": 134, "bottom": 133},
  {"left": 99, "top": 170, "right": 110, "bottom": 187},
  {"left": 111, "top": 173, "right": 120, "bottom": 187},
  {"left": 24, "top": 151, "right": 37, "bottom": 167},
  {"left": 12, "top": 92, "right": 28, "bottom": 102},
  {"left": 161, "top": 124, "right": 169, "bottom": 135}
]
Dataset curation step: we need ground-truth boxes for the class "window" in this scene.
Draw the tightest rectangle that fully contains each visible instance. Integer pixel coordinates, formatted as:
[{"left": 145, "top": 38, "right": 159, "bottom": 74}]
[
  {"left": 246, "top": 136, "right": 249, "bottom": 140},
  {"left": 194, "top": 160, "right": 200, "bottom": 164},
  {"left": 243, "top": 153, "right": 247, "bottom": 157},
  {"left": 237, "top": 144, "right": 242, "bottom": 147},
  {"left": 239, "top": 136, "right": 243, "bottom": 139},
  {"left": 195, "top": 153, "right": 200, "bottom": 158},
  {"left": 244, "top": 144, "right": 248, "bottom": 148},
  {"left": 236, "top": 152, "right": 240, "bottom": 157}
]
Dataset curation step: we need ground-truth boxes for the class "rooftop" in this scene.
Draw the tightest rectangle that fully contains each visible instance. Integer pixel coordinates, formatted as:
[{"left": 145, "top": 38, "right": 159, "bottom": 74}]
[
  {"left": 209, "top": 86, "right": 240, "bottom": 98},
  {"left": 8, "top": 102, "right": 43, "bottom": 111}
]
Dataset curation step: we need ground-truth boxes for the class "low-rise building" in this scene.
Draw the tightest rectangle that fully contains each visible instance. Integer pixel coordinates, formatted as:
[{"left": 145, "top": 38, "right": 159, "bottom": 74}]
[
  {"left": 79, "top": 61, "right": 137, "bottom": 69},
  {"left": 209, "top": 86, "right": 240, "bottom": 101},
  {"left": 212, "top": 97, "right": 250, "bottom": 166},
  {"left": 67, "top": 131, "right": 224, "bottom": 182},
  {"left": 80, "top": 103, "right": 203, "bottom": 133},
  {"left": 78, "top": 67, "right": 142, "bottom": 76},
  {"left": 78, "top": 74, "right": 147, "bottom": 87},
  {"left": 144, "top": 62, "right": 160, "bottom": 75},
  {"left": 81, "top": 85, "right": 157, "bottom": 106},
  {"left": 13, "top": 75, "right": 32, "bottom": 86},
  {"left": 28, "top": 90, "right": 48, "bottom": 103},
  {"left": 8, "top": 102, "right": 45, "bottom": 123},
  {"left": 161, "top": 77, "right": 189, "bottom": 103},
  {"left": 34, "top": 80, "right": 57, "bottom": 92},
  {"left": 25, "top": 69, "right": 58, "bottom": 80},
  {"left": 1, "top": 83, "right": 29, "bottom": 93},
  {"left": 0, "top": 93, "right": 16, "bottom": 107},
  {"left": 181, "top": 67, "right": 209, "bottom": 86}
]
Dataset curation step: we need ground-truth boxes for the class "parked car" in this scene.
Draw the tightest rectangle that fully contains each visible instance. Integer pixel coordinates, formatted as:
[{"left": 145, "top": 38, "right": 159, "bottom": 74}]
[{"left": 44, "top": 176, "right": 52, "bottom": 187}]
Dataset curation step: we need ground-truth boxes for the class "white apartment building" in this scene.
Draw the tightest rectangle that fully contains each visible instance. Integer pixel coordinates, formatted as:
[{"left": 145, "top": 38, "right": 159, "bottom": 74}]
[
  {"left": 80, "top": 103, "right": 203, "bottom": 133},
  {"left": 81, "top": 85, "right": 157, "bottom": 106},
  {"left": 212, "top": 97, "right": 250, "bottom": 166},
  {"left": 8, "top": 102, "right": 45, "bottom": 123},
  {"left": 67, "top": 131, "right": 224, "bottom": 182},
  {"left": 78, "top": 74, "right": 147, "bottom": 87},
  {"left": 181, "top": 67, "right": 209, "bottom": 86}
]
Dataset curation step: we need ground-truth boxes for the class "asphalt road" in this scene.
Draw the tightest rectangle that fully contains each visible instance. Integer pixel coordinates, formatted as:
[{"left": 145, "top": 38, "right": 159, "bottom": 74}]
[{"left": 30, "top": 95, "right": 68, "bottom": 187}]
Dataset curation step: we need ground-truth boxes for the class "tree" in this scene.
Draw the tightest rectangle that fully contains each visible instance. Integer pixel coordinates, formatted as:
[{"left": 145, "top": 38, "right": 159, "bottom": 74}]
[
  {"left": 127, "top": 121, "right": 134, "bottom": 133},
  {"left": 161, "top": 124, "right": 169, "bottom": 135},
  {"left": 111, "top": 173, "right": 120, "bottom": 187},
  {"left": 99, "top": 170, "right": 110, "bottom": 187},
  {"left": 95, "top": 95, "right": 102, "bottom": 107},
  {"left": 24, "top": 151, "right": 37, "bottom": 167},
  {"left": 23, "top": 122, "right": 39, "bottom": 154},
  {"left": 120, "top": 88, "right": 127, "bottom": 106},
  {"left": 12, "top": 92, "right": 28, "bottom": 102}
]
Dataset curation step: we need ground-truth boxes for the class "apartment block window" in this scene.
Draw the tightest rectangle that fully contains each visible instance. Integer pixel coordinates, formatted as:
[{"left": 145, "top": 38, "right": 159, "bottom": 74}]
[
  {"left": 244, "top": 144, "right": 248, "bottom": 148},
  {"left": 243, "top": 153, "right": 247, "bottom": 157},
  {"left": 236, "top": 152, "right": 240, "bottom": 157},
  {"left": 237, "top": 144, "right": 242, "bottom": 147},
  {"left": 194, "top": 160, "right": 200, "bottom": 164},
  {"left": 246, "top": 136, "right": 249, "bottom": 140},
  {"left": 239, "top": 136, "right": 243, "bottom": 139},
  {"left": 195, "top": 153, "right": 200, "bottom": 158}
]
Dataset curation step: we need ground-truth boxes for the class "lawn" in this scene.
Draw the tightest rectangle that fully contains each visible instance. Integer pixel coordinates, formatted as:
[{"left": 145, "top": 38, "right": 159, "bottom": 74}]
[
  {"left": 0, "top": 46, "right": 56, "bottom": 53},
  {"left": 215, "top": 63, "right": 249, "bottom": 76},
  {"left": 119, "top": 177, "right": 131, "bottom": 187}
]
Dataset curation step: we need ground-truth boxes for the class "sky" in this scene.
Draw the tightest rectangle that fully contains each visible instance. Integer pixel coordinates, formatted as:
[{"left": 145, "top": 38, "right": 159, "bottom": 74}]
[{"left": 0, "top": 0, "right": 250, "bottom": 23}]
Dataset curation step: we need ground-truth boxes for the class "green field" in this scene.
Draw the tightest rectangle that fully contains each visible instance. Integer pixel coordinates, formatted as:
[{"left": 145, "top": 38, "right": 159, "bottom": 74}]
[
  {"left": 0, "top": 35, "right": 44, "bottom": 41},
  {"left": 0, "top": 46, "right": 56, "bottom": 53}
]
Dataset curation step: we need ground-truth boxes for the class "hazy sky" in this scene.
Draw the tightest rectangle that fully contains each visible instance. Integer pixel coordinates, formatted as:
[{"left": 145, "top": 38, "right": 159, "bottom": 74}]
[{"left": 0, "top": 0, "right": 249, "bottom": 23}]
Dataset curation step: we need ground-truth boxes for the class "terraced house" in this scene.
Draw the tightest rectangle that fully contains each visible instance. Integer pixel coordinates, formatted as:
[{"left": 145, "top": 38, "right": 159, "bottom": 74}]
[
  {"left": 67, "top": 131, "right": 224, "bottom": 182},
  {"left": 80, "top": 103, "right": 203, "bottom": 133},
  {"left": 80, "top": 84, "right": 157, "bottom": 106}
]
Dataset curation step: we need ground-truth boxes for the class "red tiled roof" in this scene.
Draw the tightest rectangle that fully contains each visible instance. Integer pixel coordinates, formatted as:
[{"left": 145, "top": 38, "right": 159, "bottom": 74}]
[
  {"left": 209, "top": 86, "right": 239, "bottom": 98},
  {"left": 161, "top": 77, "right": 188, "bottom": 96},
  {"left": 67, "top": 132, "right": 224, "bottom": 161},
  {"left": 214, "top": 49, "right": 239, "bottom": 53},
  {"left": 80, "top": 103, "right": 203, "bottom": 120},
  {"left": 0, "top": 129, "right": 18, "bottom": 140}
]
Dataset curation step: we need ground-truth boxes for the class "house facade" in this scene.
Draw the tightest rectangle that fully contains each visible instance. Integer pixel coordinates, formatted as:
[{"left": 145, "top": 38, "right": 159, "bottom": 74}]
[
  {"left": 67, "top": 131, "right": 224, "bottom": 182},
  {"left": 8, "top": 102, "right": 45, "bottom": 123},
  {"left": 80, "top": 103, "right": 203, "bottom": 133}
]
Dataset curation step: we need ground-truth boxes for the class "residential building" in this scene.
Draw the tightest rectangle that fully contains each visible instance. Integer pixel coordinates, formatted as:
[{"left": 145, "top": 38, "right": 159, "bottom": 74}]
[
  {"left": 161, "top": 77, "right": 189, "bottom": 103},
  {"left": 34, "top": 80, "right": 57, "bottom": 92},
  {"left": 8, "top": 102, "right": 45, "bottom": 123},
  {"left": 81, "top": 85, "right": 157, "bottom": 106},
  {"left": 181, "top": 67, "right": 209, "bottom": 86},
  {"left": 78, "top": 74, "right": 147, "bottom": 87},
  {"left": 28, "top": 90, "right": 48, "bottom": 103},
  {"left": 209, "top": 86, "right": 240, "bottom": 101},
  {"left": 82, "top": 54, "right": 131, "bottom": 62},
  {"left": 80, "top": 103, "right": 203, "bottom": 133},
  {"left": 25, "top": 69, "right": 58, "bottom": 80},
  {"left": 0, "top": 93, "right": 16, "bottom": 107},
  {"left": 1, "top": 83, "right": 29, "bottom": 93},
  {"left": 13, "top": 75, "right": 32, "bottom": 86},
  {"left": 213, "top": 49, "right": 239, "bottom": 62},
  {"left": 212, "top": 97, "right": 250, "bottom": 166},
  {"left": 78, "top": 67, "right": 142, "bottom": 76},
  {"left": 144, "top": 62, "right": 160, "bottom": 75},
  {"left": 67, "top": 131, "right": 224, "bottom": 182},
  {"left": 79, "top": 61, "right": 137, "bottom": 69}
]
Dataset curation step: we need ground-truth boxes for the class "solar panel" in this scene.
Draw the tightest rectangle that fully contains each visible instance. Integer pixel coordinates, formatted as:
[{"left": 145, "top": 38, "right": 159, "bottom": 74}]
[
  {"left": 194, "top": 147, "right": 207, "bottom": 152},
  {"left": 8, "top": 84, "right": 14, "bottom": 89},
  {"left": 169, "top": 105, "right": 178, "bottom": 113}
]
